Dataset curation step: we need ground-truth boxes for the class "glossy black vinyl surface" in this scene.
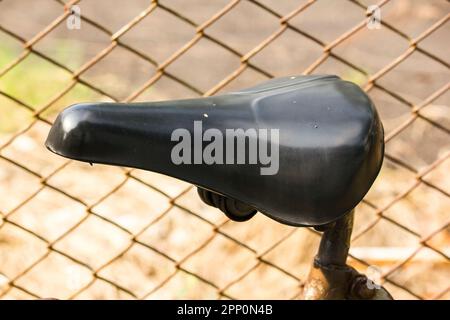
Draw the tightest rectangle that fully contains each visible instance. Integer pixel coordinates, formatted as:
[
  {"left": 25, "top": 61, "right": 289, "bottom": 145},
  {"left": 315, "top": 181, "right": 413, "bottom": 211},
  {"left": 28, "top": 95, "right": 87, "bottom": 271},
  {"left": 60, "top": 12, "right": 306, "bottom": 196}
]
[{"left": 46, "top": 75, "right": 384, "bottom": 227}]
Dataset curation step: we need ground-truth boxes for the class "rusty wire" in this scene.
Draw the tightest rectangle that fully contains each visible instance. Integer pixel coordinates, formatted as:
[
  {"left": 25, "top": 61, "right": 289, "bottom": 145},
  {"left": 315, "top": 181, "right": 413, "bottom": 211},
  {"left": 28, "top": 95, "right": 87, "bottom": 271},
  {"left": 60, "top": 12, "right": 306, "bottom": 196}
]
[{"left": 0, "top": 0, "right": 448, "bottom": 300}]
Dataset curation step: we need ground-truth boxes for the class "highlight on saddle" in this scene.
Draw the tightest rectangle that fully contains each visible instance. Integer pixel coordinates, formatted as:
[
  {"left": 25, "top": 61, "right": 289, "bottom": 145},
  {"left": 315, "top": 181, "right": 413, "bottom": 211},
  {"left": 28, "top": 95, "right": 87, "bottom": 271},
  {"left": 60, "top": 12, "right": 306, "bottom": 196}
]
[{"left": 45, "top": 75, "right": 384, "bottom": 227}]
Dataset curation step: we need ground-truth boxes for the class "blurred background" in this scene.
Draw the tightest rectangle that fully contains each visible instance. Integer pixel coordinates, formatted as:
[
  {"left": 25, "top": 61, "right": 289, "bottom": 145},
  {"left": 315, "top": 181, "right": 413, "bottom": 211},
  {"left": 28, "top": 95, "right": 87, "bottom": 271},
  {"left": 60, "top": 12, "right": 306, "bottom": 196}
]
[{"left": 0, "top": 0, "right": 448, "bottom": 299}]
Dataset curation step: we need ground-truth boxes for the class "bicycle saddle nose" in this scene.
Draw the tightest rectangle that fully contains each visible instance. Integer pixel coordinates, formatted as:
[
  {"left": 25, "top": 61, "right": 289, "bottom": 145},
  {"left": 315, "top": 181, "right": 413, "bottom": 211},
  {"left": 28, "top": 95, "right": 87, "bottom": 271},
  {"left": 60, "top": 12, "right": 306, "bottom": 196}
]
[{"left": 46, "top": 75, "right": 384, "bottom": 227}]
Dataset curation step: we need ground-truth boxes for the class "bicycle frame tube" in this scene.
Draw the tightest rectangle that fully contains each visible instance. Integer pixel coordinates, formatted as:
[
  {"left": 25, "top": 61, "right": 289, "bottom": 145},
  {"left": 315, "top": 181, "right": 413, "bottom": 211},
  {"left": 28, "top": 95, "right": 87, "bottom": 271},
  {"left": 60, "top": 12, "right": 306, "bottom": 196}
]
[{"left": 302, "top": 210, "right": 393, "bottom": 300}]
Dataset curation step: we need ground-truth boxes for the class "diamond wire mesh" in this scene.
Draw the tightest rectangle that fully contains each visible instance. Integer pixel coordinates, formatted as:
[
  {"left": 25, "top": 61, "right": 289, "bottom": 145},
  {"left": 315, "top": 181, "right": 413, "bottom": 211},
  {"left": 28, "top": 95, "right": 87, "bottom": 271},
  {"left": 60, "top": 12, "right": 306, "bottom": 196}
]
[{"left": 0, "top": 0, "right": 448, "bottom": 299}]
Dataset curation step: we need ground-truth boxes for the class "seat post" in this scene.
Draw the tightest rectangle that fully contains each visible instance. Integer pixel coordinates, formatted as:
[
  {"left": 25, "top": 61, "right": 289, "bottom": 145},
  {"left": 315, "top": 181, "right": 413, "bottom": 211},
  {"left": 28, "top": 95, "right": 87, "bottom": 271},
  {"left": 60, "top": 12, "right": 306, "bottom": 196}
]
[
  {"left": 316, "top": 210, "right": 354, "bottom": 266},
  {"left": 302, "top": 209, "right": 393, "bottom": 300}
]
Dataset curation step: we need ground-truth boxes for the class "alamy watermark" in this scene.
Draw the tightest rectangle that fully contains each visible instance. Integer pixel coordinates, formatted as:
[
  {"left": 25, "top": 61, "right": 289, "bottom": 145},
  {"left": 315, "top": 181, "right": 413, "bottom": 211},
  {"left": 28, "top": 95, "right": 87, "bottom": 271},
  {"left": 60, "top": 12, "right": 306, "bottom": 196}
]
[
  {"left": 66, "top": 5, "right": 81, "bottom": 30},
  {"left": 367, "top": 5, "right": 381, "bottom": 30},
  {"left": 366, "top": 265, "right": 382, "bottom": 290},
  {"left": 170, "top": 121, "right": 280, "bottom": 175}
]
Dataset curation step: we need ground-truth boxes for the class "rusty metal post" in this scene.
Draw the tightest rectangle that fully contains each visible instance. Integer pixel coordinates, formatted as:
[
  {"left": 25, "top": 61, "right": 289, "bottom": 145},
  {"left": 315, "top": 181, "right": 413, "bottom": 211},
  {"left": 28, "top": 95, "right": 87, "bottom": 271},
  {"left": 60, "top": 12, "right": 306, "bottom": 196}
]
[{"left": 302, "top": 210, "right": 393, "bottom": 300}]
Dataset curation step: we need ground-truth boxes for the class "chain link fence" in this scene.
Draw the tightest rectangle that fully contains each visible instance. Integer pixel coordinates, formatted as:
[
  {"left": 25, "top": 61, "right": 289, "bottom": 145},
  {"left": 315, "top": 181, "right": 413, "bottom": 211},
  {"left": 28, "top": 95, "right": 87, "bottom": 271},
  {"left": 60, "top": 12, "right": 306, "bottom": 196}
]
[{"left": 0, "top": 0, "right": 448, "bottom": 299}]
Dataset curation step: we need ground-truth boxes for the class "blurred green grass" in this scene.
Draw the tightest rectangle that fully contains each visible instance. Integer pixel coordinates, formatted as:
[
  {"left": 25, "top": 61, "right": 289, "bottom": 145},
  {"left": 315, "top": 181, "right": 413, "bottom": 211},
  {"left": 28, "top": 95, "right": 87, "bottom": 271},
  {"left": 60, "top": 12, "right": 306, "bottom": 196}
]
[{"left": 0, "top": 37, "right": 98, "bottom": 138}]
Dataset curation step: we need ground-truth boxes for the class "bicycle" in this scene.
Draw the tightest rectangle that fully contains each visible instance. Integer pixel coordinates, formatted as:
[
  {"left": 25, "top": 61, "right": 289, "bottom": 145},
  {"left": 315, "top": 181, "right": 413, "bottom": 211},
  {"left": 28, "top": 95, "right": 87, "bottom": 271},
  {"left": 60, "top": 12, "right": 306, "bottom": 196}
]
[{"left": 45, "top": 74, "right": 393, "bottom": 300}]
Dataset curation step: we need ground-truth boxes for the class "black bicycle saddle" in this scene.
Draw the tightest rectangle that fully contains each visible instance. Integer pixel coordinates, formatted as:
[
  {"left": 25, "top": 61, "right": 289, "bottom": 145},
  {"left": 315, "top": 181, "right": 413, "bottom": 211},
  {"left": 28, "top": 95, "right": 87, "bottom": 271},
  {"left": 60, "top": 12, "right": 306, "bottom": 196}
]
[{"left": 46, "top": 75, "right": 384, "bottom": 227}]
